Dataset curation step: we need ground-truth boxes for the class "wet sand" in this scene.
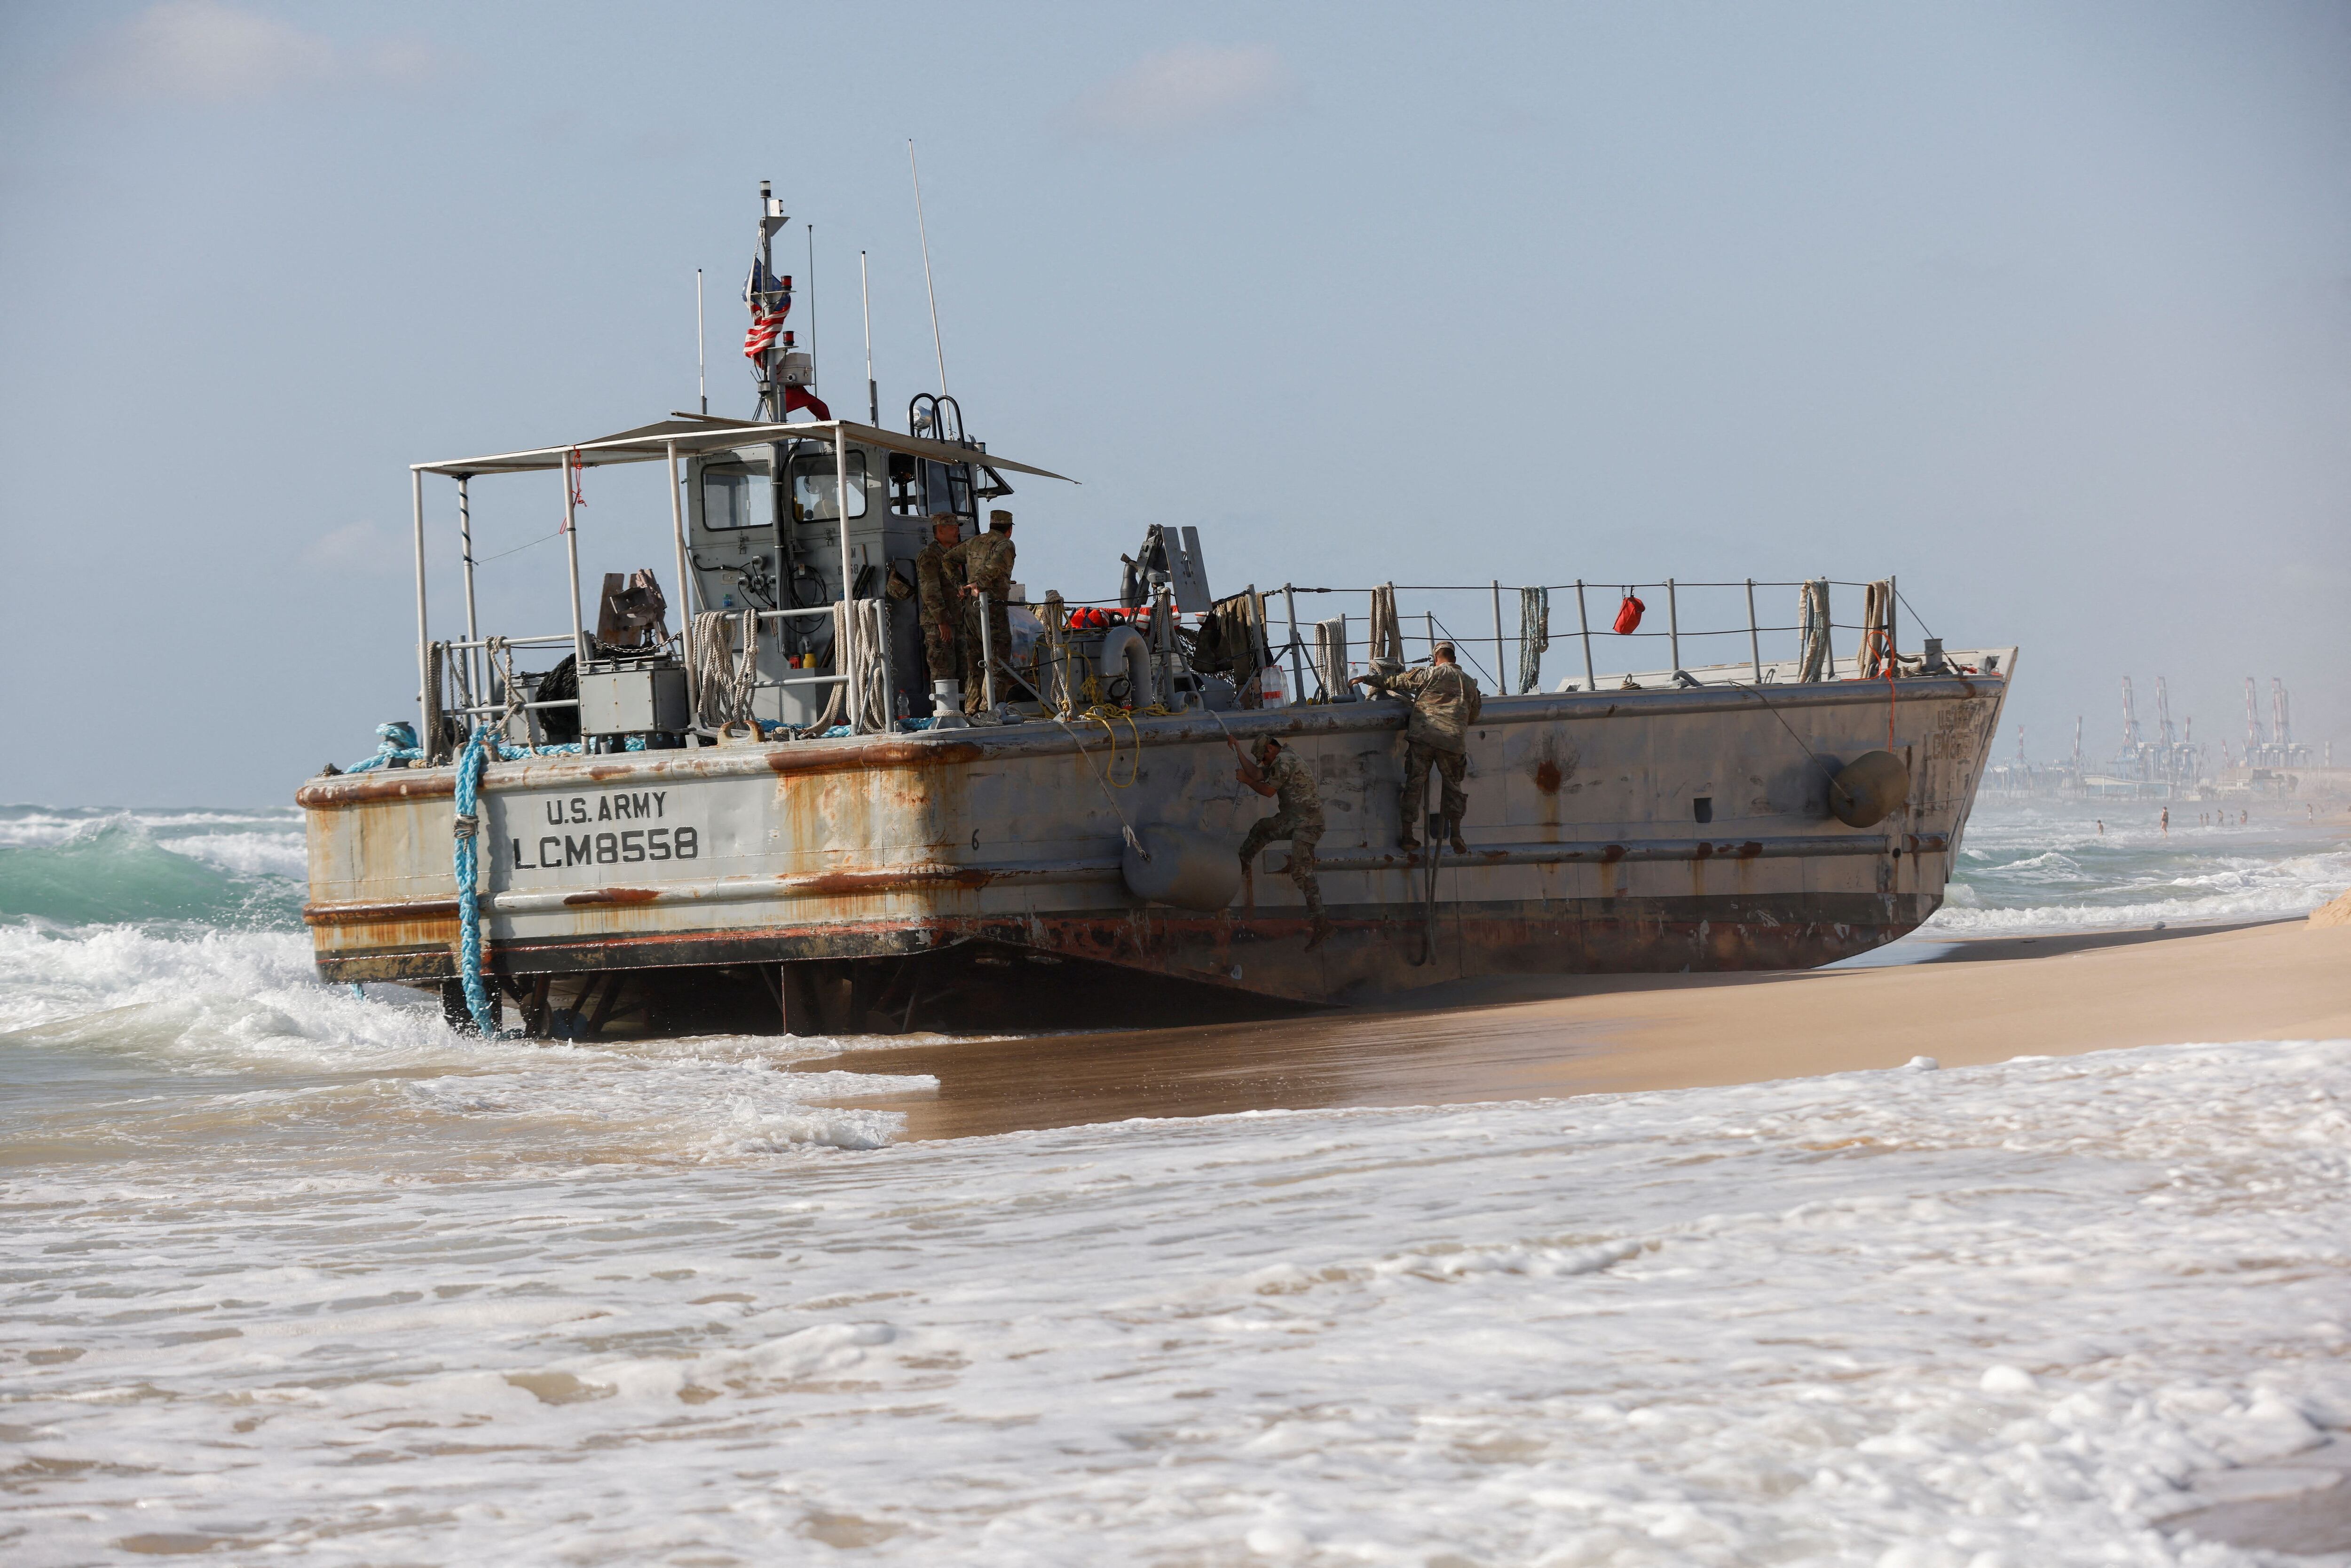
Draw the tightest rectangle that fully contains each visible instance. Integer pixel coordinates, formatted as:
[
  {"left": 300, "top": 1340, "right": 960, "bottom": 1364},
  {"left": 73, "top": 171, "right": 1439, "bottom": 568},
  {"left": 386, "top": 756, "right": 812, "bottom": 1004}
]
[{"left": 809, "top": 918, "right": 2351, "bottom": 1141}]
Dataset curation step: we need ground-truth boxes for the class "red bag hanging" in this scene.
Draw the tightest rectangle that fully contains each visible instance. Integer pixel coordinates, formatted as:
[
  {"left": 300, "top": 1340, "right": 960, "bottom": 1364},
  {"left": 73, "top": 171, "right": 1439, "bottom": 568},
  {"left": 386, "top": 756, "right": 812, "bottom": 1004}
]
[{"left": 1612, "top": 591, "right": 1646, "bottom": 635}]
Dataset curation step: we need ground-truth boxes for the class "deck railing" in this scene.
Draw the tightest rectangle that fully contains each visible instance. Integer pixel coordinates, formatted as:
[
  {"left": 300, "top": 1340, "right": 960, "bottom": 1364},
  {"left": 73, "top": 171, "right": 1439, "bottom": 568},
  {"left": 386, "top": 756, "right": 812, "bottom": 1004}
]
[
  {"left": 1239, "top": 576, "right": 1938, "bottom": 701},
  {"left": 435, "top": 632, "right": 581, "bottom": 731},
  {"left": 424, "top": 574, "right": 1960, "bottom": 754}
]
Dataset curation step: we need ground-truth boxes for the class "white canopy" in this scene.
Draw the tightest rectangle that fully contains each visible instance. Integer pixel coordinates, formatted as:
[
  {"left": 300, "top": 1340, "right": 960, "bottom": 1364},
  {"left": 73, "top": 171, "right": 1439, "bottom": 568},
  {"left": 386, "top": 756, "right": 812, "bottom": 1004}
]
[{"left": 415, "top": 413, "right": 1077, "bottom": 483}]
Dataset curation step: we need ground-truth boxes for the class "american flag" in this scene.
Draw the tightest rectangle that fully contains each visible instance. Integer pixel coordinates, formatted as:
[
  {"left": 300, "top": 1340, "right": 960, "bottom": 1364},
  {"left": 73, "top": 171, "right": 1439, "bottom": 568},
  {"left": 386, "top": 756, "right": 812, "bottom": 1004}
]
[
  {"left": 743, "top": 309, "right": 787, "bottom": 363},
  {"left": 742, "top": 257, "right": 788, "bottom": 303},
  {"left": 742, "top": 256, "right": 793, "bottom": 364}
]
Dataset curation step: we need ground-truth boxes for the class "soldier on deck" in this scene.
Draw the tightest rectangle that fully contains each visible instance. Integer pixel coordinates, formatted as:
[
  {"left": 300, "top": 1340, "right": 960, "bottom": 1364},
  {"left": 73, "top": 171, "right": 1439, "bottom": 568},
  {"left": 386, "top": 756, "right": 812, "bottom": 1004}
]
[
  {"left": 886, "top": 513, "right": 966, "bottom": 693},
  {"left": 1232, "top": 734, "right": 1333, "bottom": 951},
  {"left": 1351, "top": 641, "right": 1482, "bottom": 853},
  {"left": 947, "top": 510, "right": 1016, "bottom": 714}
]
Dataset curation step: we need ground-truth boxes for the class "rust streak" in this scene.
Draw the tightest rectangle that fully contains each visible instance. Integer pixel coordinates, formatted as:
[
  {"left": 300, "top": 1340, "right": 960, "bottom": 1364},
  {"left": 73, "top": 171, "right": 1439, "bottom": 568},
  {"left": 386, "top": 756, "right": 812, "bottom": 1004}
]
[
  {"left": 564, "top": 887, "right": 663, "bottom": 906},
  {"left": 295, "top": 772, "right": 457, "bottom": 808},
  {"left": 306, "top": 898, "right": 460, "bottom": 927},
  {"left": 763, "top": 738, "right": 986, "bottom": 776},
  {"left": 785, "top": 866, "right": 1000, "bottom": 896}
]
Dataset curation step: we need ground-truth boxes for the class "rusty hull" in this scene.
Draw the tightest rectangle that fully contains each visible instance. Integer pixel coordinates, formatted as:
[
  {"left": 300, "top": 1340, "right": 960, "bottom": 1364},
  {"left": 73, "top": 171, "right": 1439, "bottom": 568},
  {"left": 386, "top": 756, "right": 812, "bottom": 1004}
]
[{"left": 300, "top": 665, "right": 2012, "bottom": 1007}]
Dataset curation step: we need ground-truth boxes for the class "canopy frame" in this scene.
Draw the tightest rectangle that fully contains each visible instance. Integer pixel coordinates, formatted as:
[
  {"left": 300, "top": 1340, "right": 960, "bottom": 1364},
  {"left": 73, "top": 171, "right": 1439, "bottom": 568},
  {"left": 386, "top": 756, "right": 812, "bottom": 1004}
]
[
  {"left": 406, "top": 415, "right": 1075, "bottom": 758},
  {"left": 415, "top": 413, "right": 1076, "bottom": 483}
]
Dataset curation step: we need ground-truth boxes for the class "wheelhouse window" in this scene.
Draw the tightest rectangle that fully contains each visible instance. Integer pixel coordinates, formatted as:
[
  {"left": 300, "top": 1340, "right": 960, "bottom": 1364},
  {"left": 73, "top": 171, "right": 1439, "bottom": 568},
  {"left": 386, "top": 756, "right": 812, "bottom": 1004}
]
[
  {"left": 700, "top": 462, "right": 765, "bottom": 531},
  {"left": 885, "top": 450, "right": 990, "bottom": 521},
  {"left": 789, "top": 450, "right": 868, "bottom": 523},
  {"left": 921, "top": 457, "right": 973, "bottom": 523},
  {"left": 887, "top": 452, "right": 921, "bottom": 515}
]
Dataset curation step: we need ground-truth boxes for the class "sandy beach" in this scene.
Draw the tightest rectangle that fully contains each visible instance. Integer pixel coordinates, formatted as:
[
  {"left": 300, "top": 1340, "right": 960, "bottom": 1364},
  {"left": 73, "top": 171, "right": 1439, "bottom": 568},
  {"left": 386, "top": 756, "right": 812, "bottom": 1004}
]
[{"left": 814, "top": 916, "right": 2351, "bottom": 1140}]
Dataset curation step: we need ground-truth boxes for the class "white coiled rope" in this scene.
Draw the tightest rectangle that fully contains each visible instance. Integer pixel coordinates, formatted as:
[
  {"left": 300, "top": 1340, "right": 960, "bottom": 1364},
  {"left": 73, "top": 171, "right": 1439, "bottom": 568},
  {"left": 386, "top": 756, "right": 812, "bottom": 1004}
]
[
  {"left": 802, "top": 600, "right": 892, "bottom": 733},
  {"left": 691, "top": 610, "right": 760, "bottom": 730}
]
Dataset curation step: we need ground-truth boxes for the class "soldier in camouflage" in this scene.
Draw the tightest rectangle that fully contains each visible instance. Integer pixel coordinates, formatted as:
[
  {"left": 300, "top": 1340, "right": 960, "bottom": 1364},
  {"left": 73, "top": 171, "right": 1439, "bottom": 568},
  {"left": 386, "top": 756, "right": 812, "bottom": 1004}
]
[
  {"left": 1351, "top": 641, "right": 1482, "bottom": 853},
  {"left": 946, "top": 510, "right": 1016, "bottom": 714},
  {"left": 885, "top": 514, "right": 966, "bottom": 693},
  {"left": 1232, "top": 734, "right": 1334, "bottom": 951}
]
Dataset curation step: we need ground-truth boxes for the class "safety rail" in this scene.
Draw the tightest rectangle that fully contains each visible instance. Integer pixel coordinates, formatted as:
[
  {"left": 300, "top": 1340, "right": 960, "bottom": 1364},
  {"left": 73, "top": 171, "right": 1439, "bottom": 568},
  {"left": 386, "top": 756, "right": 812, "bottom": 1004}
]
[
  {"left": 418, "top": 574, "right": 1964, "bottom": 754},
  {"left": 1247, "top": 575, "right": 1944, "bottom": 702},
  {"left": 429, "top": 604, "right": 878, "bottom": 754},
  {"left": 746, "top": 605, "right": 849, "bottom": 692},
  {"left": 434, "top": 633, "right": 584, "bottom": 720},
  {"left": 685, "top": 601, "right": 897, "bottom": 739}
]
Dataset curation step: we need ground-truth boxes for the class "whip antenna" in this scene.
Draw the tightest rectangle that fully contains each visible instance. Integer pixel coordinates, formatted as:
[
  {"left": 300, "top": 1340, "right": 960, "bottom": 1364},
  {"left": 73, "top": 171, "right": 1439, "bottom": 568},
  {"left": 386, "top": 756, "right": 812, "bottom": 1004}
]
[
  {"left": 694, "top": 268, "right": 706, "bottom": 414},
  {"left": 806, "top": 223, "right": 817, "bottom": 397},
  {"left": 860, "top": 248, "right": 877, "bottom": 425},
  {"left": 909, "top": 138, "right": 948, "bottom": 395}
]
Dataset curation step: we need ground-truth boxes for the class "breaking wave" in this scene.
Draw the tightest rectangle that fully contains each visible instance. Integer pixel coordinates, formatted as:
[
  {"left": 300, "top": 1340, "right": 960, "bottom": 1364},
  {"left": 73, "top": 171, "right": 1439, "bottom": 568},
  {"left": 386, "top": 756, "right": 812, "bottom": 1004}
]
[
  {"left": 1929, "top": 800, "right": 2349, "bottom": 935},
  {"left": 0, "top": 814, "right": 302, "bottom": 929}
]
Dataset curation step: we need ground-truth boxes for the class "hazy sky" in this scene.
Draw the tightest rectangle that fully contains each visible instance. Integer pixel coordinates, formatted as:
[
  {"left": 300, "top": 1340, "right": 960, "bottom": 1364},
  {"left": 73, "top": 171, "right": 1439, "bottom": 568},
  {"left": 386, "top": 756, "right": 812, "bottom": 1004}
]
[{"left": 3, "top": 1, "right": 2346, "bottom": 804}]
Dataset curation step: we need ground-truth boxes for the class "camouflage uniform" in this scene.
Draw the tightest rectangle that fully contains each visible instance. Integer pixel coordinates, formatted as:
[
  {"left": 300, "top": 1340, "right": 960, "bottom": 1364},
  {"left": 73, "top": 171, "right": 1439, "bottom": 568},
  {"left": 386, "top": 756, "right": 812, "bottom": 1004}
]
[
  {"left": 945, "top": 529, "right": 1016, "bottom": 711},
  {"left": 1237, "top": 747, "right": 1326, "bottom": 921},
  {"left": 887, "top": 539, "right": 965, "bottom": 688},
  {"left": 1363, "top": 663, "right": 1483, "bottom": 844}
]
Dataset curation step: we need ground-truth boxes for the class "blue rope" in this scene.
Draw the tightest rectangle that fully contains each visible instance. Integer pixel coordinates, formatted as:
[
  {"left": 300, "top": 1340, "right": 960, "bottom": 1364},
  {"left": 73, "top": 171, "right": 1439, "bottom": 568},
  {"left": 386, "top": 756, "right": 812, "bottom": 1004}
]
[
  {"left": 452, "top": 727, "right": 502, "bottom": 1037},
  {"left": 347, "top": 721, "right": 424, "bottom": 773},
  {"left": 345, "top": 746, "right": 423, "bottom": 773}
]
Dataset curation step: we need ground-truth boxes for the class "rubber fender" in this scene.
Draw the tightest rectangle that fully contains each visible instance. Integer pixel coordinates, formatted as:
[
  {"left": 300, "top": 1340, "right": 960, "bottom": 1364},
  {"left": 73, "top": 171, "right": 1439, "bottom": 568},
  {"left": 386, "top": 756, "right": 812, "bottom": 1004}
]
[
  {"left": 1121, "top": 823, "right": 1241, "bottom": 912},
  {"left": 1098, "top": 623, "right": 1152, "bottom": 704},
  {"left": 1828, "top": 749, "right": 1909, "bottom": 828}
]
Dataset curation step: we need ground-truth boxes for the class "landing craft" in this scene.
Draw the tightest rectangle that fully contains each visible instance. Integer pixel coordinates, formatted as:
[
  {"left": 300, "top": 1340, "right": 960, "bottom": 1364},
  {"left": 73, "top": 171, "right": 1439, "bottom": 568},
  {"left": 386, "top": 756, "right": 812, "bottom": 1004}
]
[{"left": 298, "top": 185, "right": 2014, "bottom": 1037}]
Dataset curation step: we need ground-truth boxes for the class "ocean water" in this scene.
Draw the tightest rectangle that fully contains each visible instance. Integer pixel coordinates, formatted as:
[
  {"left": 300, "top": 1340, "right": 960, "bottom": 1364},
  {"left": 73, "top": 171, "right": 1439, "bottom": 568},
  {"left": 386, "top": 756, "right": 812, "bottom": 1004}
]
[
  {"left": 4, "top": 798, "right": 2347, "bottom": 1564},
  {"left": 1928, "top": 797, "right": 2351, "bottom": 935}
]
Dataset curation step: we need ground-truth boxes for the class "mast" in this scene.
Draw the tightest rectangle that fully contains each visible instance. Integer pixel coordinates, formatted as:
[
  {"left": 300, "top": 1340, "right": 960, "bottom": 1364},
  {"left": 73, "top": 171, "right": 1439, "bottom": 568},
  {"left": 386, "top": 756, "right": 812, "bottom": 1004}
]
[
  {"left": 750, "top": 181, "right": 793, "bottom": 421},
  {"left": 860, "top": 249, "right": 877, "bottom": 425}
]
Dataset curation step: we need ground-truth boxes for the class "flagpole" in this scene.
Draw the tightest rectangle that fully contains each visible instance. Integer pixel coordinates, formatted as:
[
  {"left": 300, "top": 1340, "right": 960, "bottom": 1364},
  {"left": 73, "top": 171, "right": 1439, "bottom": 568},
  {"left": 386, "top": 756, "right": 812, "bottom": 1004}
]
[
  {"left": 561, "top": 452, "right": 587, "bottom": 669},
  {"left": 860, "top": 249, "right": 876, "bottom": 426},
  {"left": 757, "top": 181, "right": 780, "bottom": 421}
]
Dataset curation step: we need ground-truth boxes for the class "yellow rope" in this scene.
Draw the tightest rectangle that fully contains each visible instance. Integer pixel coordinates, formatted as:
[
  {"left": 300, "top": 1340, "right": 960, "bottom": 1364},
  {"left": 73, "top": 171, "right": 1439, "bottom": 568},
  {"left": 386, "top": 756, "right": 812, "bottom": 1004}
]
[{"left": 1078, "top": 704, "right": 1142, "bottom": 787}]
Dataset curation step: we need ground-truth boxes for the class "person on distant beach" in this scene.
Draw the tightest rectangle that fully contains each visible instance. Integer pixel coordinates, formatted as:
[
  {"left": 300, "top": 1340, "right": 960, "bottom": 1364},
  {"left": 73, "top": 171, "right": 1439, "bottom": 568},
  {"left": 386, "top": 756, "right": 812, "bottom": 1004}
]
[
  {"left": 2242, "top": 809, "right": 2249, "bottom": 825},
  {"left": 1232, "top": 734, "right": 1333, "bottom": 951},
  {"left": 2161, "top": 808, "right": 2169, "bottom": 834},
  {"left": 2096, "top": 819, "right": 2104, "bottom": 835}
]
